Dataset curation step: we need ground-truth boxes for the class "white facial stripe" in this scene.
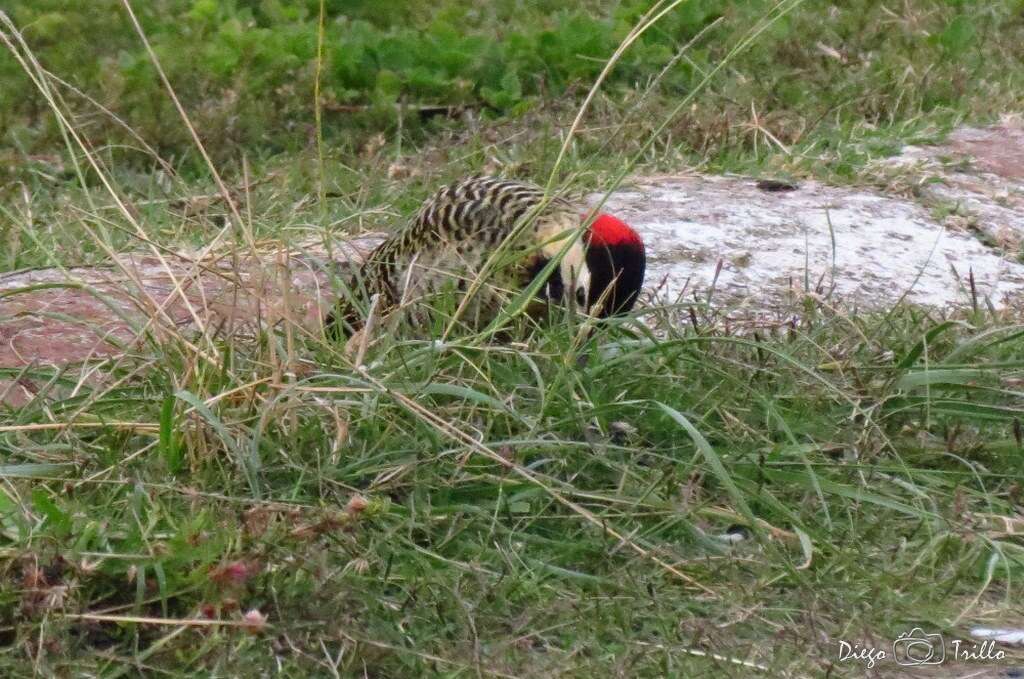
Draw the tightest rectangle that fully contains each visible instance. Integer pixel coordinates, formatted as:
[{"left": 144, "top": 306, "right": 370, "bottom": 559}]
[
  {"left": 563, "top": 255, "right": 590, "bottom": 292},
  {"left": 536, "top": 212, "right": 590, "bottom": 305}
]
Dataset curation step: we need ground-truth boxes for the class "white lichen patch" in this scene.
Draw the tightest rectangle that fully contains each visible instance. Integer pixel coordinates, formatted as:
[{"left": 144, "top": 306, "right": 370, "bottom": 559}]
[{"left": 591, "top": 120, "right": 1024, "bottom": 314}]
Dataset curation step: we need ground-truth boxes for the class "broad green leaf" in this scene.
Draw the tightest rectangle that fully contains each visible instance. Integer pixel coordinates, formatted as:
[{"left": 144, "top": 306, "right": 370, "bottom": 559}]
[
  {"left": 895, "top": 369, "right": 987, "bottom": 391},
  {"left": 159, "top": 394, "right": 182, "bottom": 474},
  {"left": 656, "top": 401, "right": 755, "bottom": 524},
  {"left": 0, "top": 463, "right": 75, "bottom": 478},
  {"left": 31, "top": 488, "right": 72, "bottom": 535},
  {"left": 939, "top": 15, "right": 976, "bottom": 54}
]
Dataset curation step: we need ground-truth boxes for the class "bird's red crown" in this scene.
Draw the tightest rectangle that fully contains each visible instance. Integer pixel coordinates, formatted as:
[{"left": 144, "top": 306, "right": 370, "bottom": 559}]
[{"left": 586, "top": 213, "right": 643, "bottom": 248}]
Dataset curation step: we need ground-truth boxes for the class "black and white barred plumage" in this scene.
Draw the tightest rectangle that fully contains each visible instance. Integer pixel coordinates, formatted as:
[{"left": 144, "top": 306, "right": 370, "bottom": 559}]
[{"left": 332, "top": 176, "right": 590, "bottom": 334}]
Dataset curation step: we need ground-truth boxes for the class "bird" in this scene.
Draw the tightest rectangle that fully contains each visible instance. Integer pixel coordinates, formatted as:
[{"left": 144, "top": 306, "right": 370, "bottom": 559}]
[{"left": 328, "top": 176, "right": 645, "bottom": 337}]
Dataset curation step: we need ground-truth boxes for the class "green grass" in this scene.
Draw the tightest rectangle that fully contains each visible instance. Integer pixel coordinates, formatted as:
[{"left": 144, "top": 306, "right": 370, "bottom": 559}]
[
  {"left": 2, "top": 0, "right": 1023, "bottom": 178},
  {"left": 1, "top": 0, "right": 1024, "bottom": 676},
  {"left": 3, "top": 301, "right": 1023, "bottom": 676}
]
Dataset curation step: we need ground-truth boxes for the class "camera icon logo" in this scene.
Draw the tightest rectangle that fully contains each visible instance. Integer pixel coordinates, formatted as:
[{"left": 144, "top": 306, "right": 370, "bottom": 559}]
[{"left": 893, "top": 628, "right": 945, "bottom": 666}]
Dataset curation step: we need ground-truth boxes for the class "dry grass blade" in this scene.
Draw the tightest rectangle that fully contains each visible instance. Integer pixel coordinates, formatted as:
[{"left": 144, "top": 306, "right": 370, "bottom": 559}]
[
  {"left": 546, "top": 0, "right": 688, "bottom": 189},
  {"left": 118, "top": 0, "right": 247, "bottom": 245},
  {"left": 0, "top": 12, "right": 221, "bottom": 363},
  {"left": 62, "top": 613, "right": 263, "bottom": 628}
]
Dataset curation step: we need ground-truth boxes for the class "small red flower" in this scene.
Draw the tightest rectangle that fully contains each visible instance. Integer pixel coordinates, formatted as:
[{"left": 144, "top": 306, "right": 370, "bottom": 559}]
[
  {"left": 241, "top": 608, "right": 268, "bottom": 635},
  {"left": 209, "top": 560, "right": 257, "bottom": 587},
  {"left": 346, "top": 495, "right": 369, "bottom": 516}
]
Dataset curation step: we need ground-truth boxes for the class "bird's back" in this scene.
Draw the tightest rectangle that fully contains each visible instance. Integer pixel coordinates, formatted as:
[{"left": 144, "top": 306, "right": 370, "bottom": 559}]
[{"left": 340, "top": 176, "right": 586, "bottom": 332}]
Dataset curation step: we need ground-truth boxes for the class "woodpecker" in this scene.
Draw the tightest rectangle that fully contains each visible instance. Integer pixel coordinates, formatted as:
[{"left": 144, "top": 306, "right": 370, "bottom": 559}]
[{"left": 329, "top": 176, "right": 645, "bottom": 335}]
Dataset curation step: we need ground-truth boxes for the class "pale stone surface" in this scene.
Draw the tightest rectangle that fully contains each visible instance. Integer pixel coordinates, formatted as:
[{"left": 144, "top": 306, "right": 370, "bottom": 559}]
[
  {"left": 886, "top": 119, "right": 1024, "bottom": 253},
  {"left": 592, "top": 173, "right": 1024, "bottom": 314},
  {"left": 0, "top": 235, "right": 384, "bottom": 407},
  {"left": 589, "top": 119, "right": 1024, "bottom": 315}
]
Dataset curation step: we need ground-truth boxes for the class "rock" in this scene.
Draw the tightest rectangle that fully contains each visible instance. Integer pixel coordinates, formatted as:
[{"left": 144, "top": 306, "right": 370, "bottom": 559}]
[
  {"left": 886, "top": 118, "right": 1024, "bottom": 255},
  {"left": 590, "top": 118, "right": 1024, "bottom": 317},
  {"left": 0, "top": 234, "right": 384, "bottom": 407}
]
